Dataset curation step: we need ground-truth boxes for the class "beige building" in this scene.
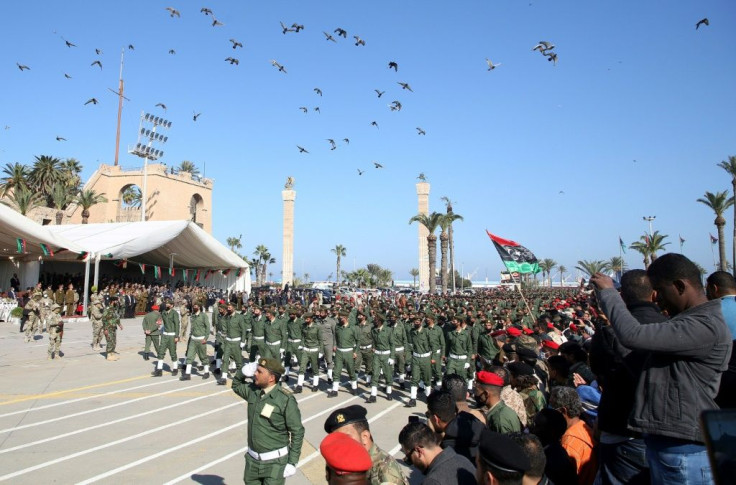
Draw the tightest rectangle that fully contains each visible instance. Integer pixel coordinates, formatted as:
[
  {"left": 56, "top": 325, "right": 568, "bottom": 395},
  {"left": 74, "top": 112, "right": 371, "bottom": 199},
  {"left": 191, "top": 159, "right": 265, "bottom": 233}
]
[{"left": 28, "top": 164, "right": 213, "bottom": 233}]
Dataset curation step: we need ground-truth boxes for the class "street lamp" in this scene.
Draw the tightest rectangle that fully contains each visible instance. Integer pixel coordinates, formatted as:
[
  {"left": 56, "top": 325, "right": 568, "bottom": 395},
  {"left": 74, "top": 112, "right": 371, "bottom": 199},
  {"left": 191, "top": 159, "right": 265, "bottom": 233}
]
[
  {"left": 129, "top": 111, "right": 171, "bottom": 221},
  {"left": 642, "top": 216, "right": 656, "bottom": 236}
]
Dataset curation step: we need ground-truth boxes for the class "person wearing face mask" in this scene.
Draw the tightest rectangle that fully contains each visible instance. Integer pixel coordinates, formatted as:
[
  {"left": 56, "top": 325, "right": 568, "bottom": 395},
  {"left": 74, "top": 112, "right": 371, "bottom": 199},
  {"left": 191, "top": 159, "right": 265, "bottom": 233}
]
[
  {"left": 407, "top": 315, "right": 434, "bottom": 407},
  {"left": 216, "top": 303, "right": 247, "bottom": 385},
  {"left": 367, "top": 313, "right": 395, "bottom": 403},
  {"left": 152, "top": 299, "right": 180, "bottom": 376},
  {"left": 398, "top": 421, "right": 476, "bottom": 485},
  {"left": 474, "top": 370, "right": 521, "bottom": 435},
  {"left": 180, "top": 303, "right": 210, "bottom": 380}
]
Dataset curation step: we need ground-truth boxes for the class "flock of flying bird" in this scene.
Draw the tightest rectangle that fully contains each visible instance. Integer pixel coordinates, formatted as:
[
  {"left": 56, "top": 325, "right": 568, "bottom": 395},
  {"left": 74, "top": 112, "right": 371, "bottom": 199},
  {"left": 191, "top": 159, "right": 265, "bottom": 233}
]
[{"left": 11, "top": 8, "right": 713, "bottom": 177}]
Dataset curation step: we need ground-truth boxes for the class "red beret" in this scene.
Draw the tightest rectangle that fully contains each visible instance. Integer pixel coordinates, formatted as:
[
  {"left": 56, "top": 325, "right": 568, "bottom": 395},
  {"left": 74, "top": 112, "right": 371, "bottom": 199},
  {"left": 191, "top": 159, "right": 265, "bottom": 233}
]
[
  {"left": 547, "top": 322, "right": 555, "bottom": 329},
  {"left": 506, "top": 327, "right": 522, "bottom": 337},
  {"left": 320, "top": 432, "right": 372, "bottom": 475},
  {"left": 477, "top": 370, "right": 504, "bottom": 386},
  {"left": 543, "top": 340, "right": 560, "bottom": 350},
  {"left": 151, "top": 305, "right": 160, "bottom": 310},
  {"left": 490, "top": 330, "right": 506, "bottom": 338},
  {"left": 523, "top": 328, "right": 534, "bottom": 335},
  {"left": 570, "top": 324, "right": 578, "bottom": 332}
]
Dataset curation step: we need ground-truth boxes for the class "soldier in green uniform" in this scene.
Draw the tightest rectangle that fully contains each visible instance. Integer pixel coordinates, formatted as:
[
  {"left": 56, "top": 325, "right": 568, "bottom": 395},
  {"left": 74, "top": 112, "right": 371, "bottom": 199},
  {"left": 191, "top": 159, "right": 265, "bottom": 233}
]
[
  {"left": 217, "top": 303, "right": 248, "bottom": 385},
  {"left": 89, "top": 292, "right": 105, "bottom": 351},
  {"left": 389, "top": 314, "right": 408, "bottom": 390},
  {"left": 249, "top": 306, "right": 266, "bottom": 362},
  {"left": 102, "top": 296, "right": 123, "bottom": 361},
  {"left": 181, "top": 302, "right": 211, "bottom": 380},
  {"left": 317, "top": 307, "right": 337, "bottom": 383},
  {"left": 263, "top": 307, "right": 287, "bottom": 361},
  {"left": 425, "top": 314, "right": 445, "bottom": 390},
  {"left": 324, "top": 405, "right": 409, "bottom": 485},
  {"left": 46, "top": 303, "right": 64, "bottom": 359},
  {"left": 330, "top": 311, "right": 360, "bottom": 397},
  {"left": 141, "top": 305, "right": 161, "bottom": 361},
  {"left": 475, "top": 370, "right": 522, "bottom": 434},
  {"left": 407, "top": 316, "right": 434, "bottom": 407},
  {"left": 477, "top": 320, "right": 502, "bottom": 367},
  {"left": 444, "top": 314, "right": 474, "bottom": 388},
  {"left": 212, "top": 300, "right": 227, "bottom": 373},
  {"left": 284, "top": 308, "right": 303, "bottom": 383},
  {"left": 295, "top": 312, "right": 322, "bottom": 392},
  {"left": 355, "top": 310, "right": 374, "bottom": 385},
  {"left": 152, "top": 299, "right": 180, "bottom": 376},
  {"left": 231, "top": 358, "right": 305, "bottom": 485},
  {"left": 368, "top": 314, "right": 394, "bottom": 403}
]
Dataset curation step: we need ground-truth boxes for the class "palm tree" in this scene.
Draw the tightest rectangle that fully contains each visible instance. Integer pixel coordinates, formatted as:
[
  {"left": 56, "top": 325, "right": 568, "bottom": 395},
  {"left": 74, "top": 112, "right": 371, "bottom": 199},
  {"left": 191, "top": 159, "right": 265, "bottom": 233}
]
[
  {"left": 59, "top": 158, "right": 83, "bottom": 192},
  {"left": 121, "top": 186, "right": 142, "bottom": 208},
  {"left": 0, "top": 162, "right": 29, "bottom": 197},
  {"left": 178, "top": 160, "right": 200, "bottom": 176},
  {"left": 50, "top": 182, "right": 74, "bottom": 224},
  {"left": 438, "top": 212, "right": 464, "bottom": 293},
  {"left": 249, "top": 257, "right": 260, "bottom": 284},
  {"left": 354, "top": 268, "right": 370, "bottom": 288},
  {"left": 409, "top": 212, "right": 443, "bottom": 294},
  {"left": 575, "top": 260, "right": 608, "bottom": 278},
  {"left": 538, "top": 258, "right": 557, "bottom": 287},
  {"left": 75, "top": 189, "right": 107, "bottom": 224},
  {"left": 697, "top": 190, "right": 734, "bottom": 272},
  {"left": 606, "top": 256, "right": 627, "bottom": 279},
  {"left": 718, "top": 156, "right": 736, "bottom": 276},
  {"left": 303, "top": 273, "right": 310, "bottom": 284},
  {"left": 227, "top": 234, "right": 243, "bottom": 253},
  {"left": 29, "top": 155, "right": 62, "bottom": 204},
  {"left": 409, "top": 268, "right": 419, "bottom": 289},
  {"left": 630, "top": 231, "right": 670, "bottom": 269},
  {"left": 440, "top": 196, "right": 460, "bottom": 290},
  {"left": 253, "top": 245, "right": 275, "bottom": 286},
  {"left": 1, "top": 185, "right": 44, "bottom": 215},
  {"left": 558, "top": 265, "right": 567, "bottom": 287},
  {"left": 331, "top": 245, "right": 347, "bottom": 284}
]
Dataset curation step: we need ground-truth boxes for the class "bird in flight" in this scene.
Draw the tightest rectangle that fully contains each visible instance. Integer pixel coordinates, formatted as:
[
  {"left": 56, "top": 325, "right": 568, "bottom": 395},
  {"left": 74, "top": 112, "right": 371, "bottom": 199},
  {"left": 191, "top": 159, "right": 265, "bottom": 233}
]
[
  {"left": 532, "top": 41, "right": 554, "bottom": 53},
  {"left": 64, "top": 39, "right": 76, "bottom": 48},
  {"left": 389, "top": 100, "right": 402, "bottom": 111},
  {"left": 357, "top": 169, "right": 364, "bottom": 176},
  {"left": 558, "top": 190, "right": 565, "bottom": 195},
  {"left": 696, "top": 18, "right": 709, "bottom": 29},
  {"left": 84, "top": 98, "right": 98, "bottom": 105},
  {"left": 486, "top": 58, "right": 501, "bottom": 70},
  {"left": 297, "top": 145, "right": 309, "bottom": 153},
  {"left": 314, "top": 88, "right": 322, "bottom": 96},
  {"left": 354, "top": 35, "right": 366, "bottom": 46},
  {"left": 229, "top": 39, "right": 243, "bottom": 49},
  {"left": 327, "top": 139, "right": 336, "bottom": 150},
  {"left": 193, "top": 112, "right": 201, "bottom": 121},
  {"left": 225, "top": 57, "right": 239, "bottom": 65},
  {"left": 299, "top": 107, "right": 308, "bottom": 113},
  {"left": 165, "top": 7, "right": 180, "bottom": 17},
  {"left": 314, "top": 107, "right": 320, "bottom": 114},
  {"left": 373, "top": 162, "right": 383, "bottom": 169},
  {"left": 343, "top": 138, "right": 350, "bottom": 144},
  {"left": 388, "top": 61, "right": 398, "bottom": 71},
  {"left": 201, "top": 7, "right": 213, "bottom": 15},
  {"left": 17, "top": 62, "right": 30, "bottom": 71},
  {"left": 156, "top": 103, "right": 167, "bottom": 111},
  {"left": 374, "top": 89, "right": 385, "bottom": 98},
  {"left": 398, "top": 82, "right": 413, "bottom": 92},
  {"left": 271, "top": 60, "right": 287, "bottom": 73},
  {"left": 334, "top": 28, "right": 347, "bottom": 38},
  {"left": 95, "top": 48, "right": 103, "bottom": 55},
  {"left": 91, "top": 60, "right": 102, "bottom": 70},
  {"left": 64, "top": 73, "right": 72, "bottom": 79},
  {"left": 546, "top": 52, "right": 558, "bottom": 66},
  {"left": 371, "top": 121, "right": 379, "bottom": 129},
  {"left": 323, "top": 32, "right": 336, "bottom": 42},
  {"left": 56, "top": 136, "right": 67, "bottom": 141},
  {"left": 280, "top": 21, "right": 294, "bottom": 34},
  {"left": 416, "top": 127, "right": 426, "bottom": 135},
  {"left": 128, "top": 44, "right": 135, "bottom": 50},
  {"left": 168, "top": 49, "right": 176, "bottom": 55},
  {"left": 212, "top": 18, "right": 223, "bottom": 27},
  {"left": 291, "top": 23, "right": 304, "bottom": 32}
]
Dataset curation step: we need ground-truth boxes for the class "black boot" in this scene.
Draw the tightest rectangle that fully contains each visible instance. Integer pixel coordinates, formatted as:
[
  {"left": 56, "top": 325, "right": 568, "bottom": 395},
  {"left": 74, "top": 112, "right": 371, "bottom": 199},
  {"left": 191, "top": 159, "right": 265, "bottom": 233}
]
[
  {"left": 406, "top": 399, "right": 417, "bottom": 407},
  {"left": 143, "top": 353, "right": 150, "bottom": 361},
  {"left": 152, "top": 369, "right": 162, "bottom": 377},
  {"left": 294, "top": 385, "right": 303, "bottom": 393},
  {"left": 217, "top": 377, "right": 227, "bottom": 385},
  {"left": 366, "top": 395, "right": 377, "bottom": 403},
  {"left": 327, "top": 390, "right": 337, "bottom": 398},
  {"left": 386, "top": 394, "right": 393, "bottom": 401},
  {"left": 171, "top": 368, "right": 179, "bottom": 376},
  {"left": 180, "top": 372, "right": 191, "bottom": 381},
  {"left": 352, "top": 387, "right": 359, "bottom": 396},
  {"left": 203, "top": 372, "right": 210, "bottom": 379}
]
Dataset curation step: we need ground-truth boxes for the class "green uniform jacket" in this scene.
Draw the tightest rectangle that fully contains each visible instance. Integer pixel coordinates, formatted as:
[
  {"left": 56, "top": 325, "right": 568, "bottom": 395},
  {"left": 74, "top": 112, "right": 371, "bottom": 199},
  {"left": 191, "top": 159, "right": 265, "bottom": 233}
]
[
  {"left": 251, "top": 315, "right": 266, "bottom": 338},
  {"left": 485, "top": 401, "right": 522, "bottom": 434},
  {"left": 264, "top": 317, "right": 287, "bottom": 345},
  {"left": 161, "top": 309, "right": 180, "bottom": 336},
  {"left": 286, "top": 317, "right": 303, "bottom": 340},
  {"left": 357, "top": 322, "right": 373, "bottom": 347},
  {"left": 408, "top": 326, "right": 432, "bottom": 354},
  {"left": 142, "top": 311, "right": 161, "bottom": 335},
  {"left": 371, "top": 325, "right": 394, "bottom": 358},
  {"left": 334, "top": 323, "right": 359, "bottom": 351},
  {"left": 189, "top": 312, "right": 210, "bottom": 338},
  {"left": 426, "top": 325, "right": 446, "bottom": 356},
  {"left": 477, "top": 333, "right": 500, "bottom": 362},
  {"left": 231, "top": 372, "right": 305, "bottom": 465},
  {"left": 225, "top": 313, "right": 248, "bottom": 340},
  {"left": 446, "top": 327, "right": 472, "bottom": 357},
  {"left": 368, "top": 443, "right": 409, "bottom": 485},
  {"left": 390, "top": 323, "right": 408, "bottom": 350},
  {"left": 301, "top": 323, "right": 323, "bottom": 349}
]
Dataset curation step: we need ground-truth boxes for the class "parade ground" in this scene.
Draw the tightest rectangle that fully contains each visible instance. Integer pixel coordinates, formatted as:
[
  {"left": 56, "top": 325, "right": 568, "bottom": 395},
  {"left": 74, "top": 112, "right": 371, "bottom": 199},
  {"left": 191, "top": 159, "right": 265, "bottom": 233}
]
[{"left": 0, "top": 315, "right": 422, "bottom": 484}]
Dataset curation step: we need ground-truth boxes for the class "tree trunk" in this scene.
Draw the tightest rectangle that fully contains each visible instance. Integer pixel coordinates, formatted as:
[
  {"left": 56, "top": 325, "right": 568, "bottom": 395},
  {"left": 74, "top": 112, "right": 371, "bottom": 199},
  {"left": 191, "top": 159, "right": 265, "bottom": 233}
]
[
  {"left": 82, "top": 209, "right": 90, "bottom": 224},
  {"left": 440, "top": 231, "right": 449, "bottom": 293},
  {"left": 427, "top": 234, "right": 437, "bottom": 294},
  {"left": 55, "top": 210, "right": 63, "bottom": 225},
  {"left": 717, "top": 221, "right": 728, "bottom": 272},
  {"left": 336, "top": 257, "right": 341, "bottom": 284},
  {"left": 732, "top": 179, "right": 736, "bottom": 276}
]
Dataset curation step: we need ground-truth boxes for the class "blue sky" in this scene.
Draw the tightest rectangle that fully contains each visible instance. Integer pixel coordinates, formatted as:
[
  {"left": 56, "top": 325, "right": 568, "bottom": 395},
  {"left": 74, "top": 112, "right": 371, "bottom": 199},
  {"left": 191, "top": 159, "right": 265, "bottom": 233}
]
[{"left": 1, "top": 1, "right": 735, "bottom": 283}]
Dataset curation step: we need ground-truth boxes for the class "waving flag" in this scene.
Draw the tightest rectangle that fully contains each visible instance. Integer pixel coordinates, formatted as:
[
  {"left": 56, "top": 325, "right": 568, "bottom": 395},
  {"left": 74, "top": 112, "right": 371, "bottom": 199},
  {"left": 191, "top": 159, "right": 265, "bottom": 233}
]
[
  {"left": 486, "top": 230, "right": 540, "bottom": 274},
  {"left": 710, "top": 233, "right": 718, "bottom": 245},
  {"left": 40, "top": 243, "right": 54, "bottom": 257},
  {"left": 619, "top": 236, "right": 626, "bottom": 254},
  {"left": 16, "top": 238, "right": 26, "bottom": 254}
]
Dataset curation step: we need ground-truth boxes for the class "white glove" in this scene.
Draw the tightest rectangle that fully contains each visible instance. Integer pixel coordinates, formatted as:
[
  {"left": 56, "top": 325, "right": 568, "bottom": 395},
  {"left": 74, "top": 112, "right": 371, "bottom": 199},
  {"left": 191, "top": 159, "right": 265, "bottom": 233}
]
[
  {"left": 280, "top": 348, "right": 285, "bottom": 358},
  {"left": 463, "top": 362, "right": 470, "bottom": 369},
  {"left": 388, "top": 358, "right": 395, "bottom": 365},
  {"left": 242, "top": 361, "right": 258, "bottom": 377},
  {"left": 240, "top": 342, "right": 246, "bottom": 349},
  {"left": 291, "top": 355, "right": 298, "bottom": 365},
  {"left": 319, "top": 353, "right": 324, "bottom": 359},
  {"left": 283, "top": 464, "right": 296, "bottom": 477}
]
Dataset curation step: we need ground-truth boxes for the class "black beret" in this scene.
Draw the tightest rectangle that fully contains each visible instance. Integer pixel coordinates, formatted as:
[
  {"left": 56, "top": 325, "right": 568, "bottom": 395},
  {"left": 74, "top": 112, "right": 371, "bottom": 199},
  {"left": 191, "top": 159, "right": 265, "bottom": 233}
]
[
  {"left": 515, "top": 347, "right": 538, "bottom": 361},
  {"left": 502, "top": 343, "right": 516, "bottom": 353},
  {"left": 478, "top": 428, "right": 530, "bottom": 473},
  {"left": 324, "top": 405, "right": 368, "bottom": 434},
  {"left": 507, "top": 361, "right": 535, "bottom": 377}
]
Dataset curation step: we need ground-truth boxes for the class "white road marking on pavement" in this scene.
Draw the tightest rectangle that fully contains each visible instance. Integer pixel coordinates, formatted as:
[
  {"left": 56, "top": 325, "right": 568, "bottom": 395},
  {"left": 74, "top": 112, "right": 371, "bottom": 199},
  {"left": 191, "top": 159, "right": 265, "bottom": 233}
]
[
  {"left": 0, "top": 380, "right": 212, "bottom": 434},
  {"left": 0, "top": 388, "right": 229, "bottom": 454}
]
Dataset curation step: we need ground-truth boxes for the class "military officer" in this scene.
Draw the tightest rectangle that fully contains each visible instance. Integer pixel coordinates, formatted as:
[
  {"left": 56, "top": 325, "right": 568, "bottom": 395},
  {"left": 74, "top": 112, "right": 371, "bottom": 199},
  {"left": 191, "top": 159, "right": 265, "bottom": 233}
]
[
  {"left": 388, "top": 314, "right": 408, "bottom": 390},
  {"left": 89, "top": 291, "right": 105, "bottom": 351},
  {"left": 445, "top": 313, "right": 474, "bottom": 389},
  {"left": 24, "top": 291, "right": 43, "bottom": 342},
  {"left": 324, "top": 405, "right": 409, "bottom": 485},
  {"left": 355, "top": 310, "right": 374, "bottom": 385},
  {"left": 141, "top": 305, "right": 161, "bottom": 360},
  {"left": 284, "top": 307, "right": 303, "bottom": 383},
  {"left": 296, "top": 312, "right": 323, "bottom": 393},
  {"left": 330, "top": 311, "right": 360, "bottom": 397},
  {"left": 407, "top": 315, "right": 434, "bottom": 407},
  {"left": 263, "top": 307, "right": 287, "bottom": 361},
  {"left": 46, "top": 303, "right": 64, "bottom": 359},
  {"left": 217, "top": 303, "right": 248, "bottom": 385},
  {"left": 368, "top": 314, "right": 394, "bottom": 403},
  {"left": 231, "top": 358, "right": 305, "bottom": 485},
  {"left": 425, "top": 314, "right": 445, "bottom": 390},
  {"left": 102, "top": 296, "right": 123, "bottom": 361},
  {"left": 249, "top": 306, "right": 266, "bottom": 362},
  {"left": 317, "top": 307, "right": 337, "bottom": 383},
  {"left": 178, "top": 296, "right": 191, "bottom": 339},
  {"left": 64, "top": 283, "right": 76, "bottom": 317},
  {"left": 181, "top": 302, "right": 211, "bottom": 380},
  {"left": 152, "top": 299, "right": 180, "bottom": 376},
  {"left": 54, "top": 284, "right": 65, "bottom": 308},
  {"left": 40, "top": 291, "right": 53, "bottom": 332}
]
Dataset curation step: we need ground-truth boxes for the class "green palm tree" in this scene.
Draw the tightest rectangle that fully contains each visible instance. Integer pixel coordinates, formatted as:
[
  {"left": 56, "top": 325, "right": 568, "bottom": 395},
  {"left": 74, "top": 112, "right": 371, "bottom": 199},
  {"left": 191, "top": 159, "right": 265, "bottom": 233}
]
[
  {"left": 75, "top": 189, "right": 107, "bottom": 224},
  {"left": 29, "top": 155, "right": 62, "bottom": 204},
  {"left": 538, "top": 258, "right": 557, "bottom": 287},
  {"left": 51, "top": 182, "right": 75, "bottom": 224},
  {"left": 697, "top": 190, "right": 734, "bottom": 272},
  {"left": 0, "top": 162, "right": 29, "bottom": 197},
  {"left": 438, "top": 212, "right": 463, "bottom": 293},
  {"left": 60, "top": 158, "right": 83, "bottom": 192},
  {"left": 606, "top": 256, "right": 627, "bottom": 278},
  {"left": 253, "top": 245, "right": 275, "bottom": 286},
  {"left": 227, "top": 234, "right": 243, "bottom": 253},
  {"left": 121, "top": 186, "right": 142, "bottom": 207},
  {"left": 409, "top": 268, "right": 419, "bottom": 289},
  {"left": 440, "top": 196, "right": 459, "bottom": 290},
  {"left": 249, "top": 257, "right": 260, "bottom": 283},
  {"left": 409, "top": 212, "right": 443, "bottom": 294},
  {"left": 1, "top": 185, "right": 44, "bottom": 215},
  {"left": 178, "top": 160, "right": 200, "bottom": 176},
  {"left": 331, "top": 244, "right": 347, "bottom": 284},
  {"left": 354, "top": 268, "right": 370, "bottom": 288},
  {"left": 629, "top": 231, "right": 670, "bottom": 269},
  {"left": 558, "top": 265, "right": 567, "bottom": 287},
  {"left": 575, "top": 259, "right": 608, "bottom": 278},
  {"left": 718, "top": 155, "right": 736, "bottom": 276}
]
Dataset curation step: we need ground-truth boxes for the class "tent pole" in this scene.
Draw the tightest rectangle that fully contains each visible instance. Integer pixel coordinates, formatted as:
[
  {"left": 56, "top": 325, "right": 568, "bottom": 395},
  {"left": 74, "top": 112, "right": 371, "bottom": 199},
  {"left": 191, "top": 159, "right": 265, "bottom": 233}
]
[
  {"left": 83, "top": 253, "right": 92, "bottom": 316},
  {"left": 93, "top": 253, "right": 101, "bottom": 290}
]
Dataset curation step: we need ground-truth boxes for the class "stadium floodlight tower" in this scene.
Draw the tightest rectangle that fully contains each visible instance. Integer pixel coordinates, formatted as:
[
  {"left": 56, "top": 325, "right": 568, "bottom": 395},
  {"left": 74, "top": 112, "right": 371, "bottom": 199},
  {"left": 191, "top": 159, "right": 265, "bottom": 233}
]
[{"left": 128, "top": 111, "right": 172, "bottom": 221}]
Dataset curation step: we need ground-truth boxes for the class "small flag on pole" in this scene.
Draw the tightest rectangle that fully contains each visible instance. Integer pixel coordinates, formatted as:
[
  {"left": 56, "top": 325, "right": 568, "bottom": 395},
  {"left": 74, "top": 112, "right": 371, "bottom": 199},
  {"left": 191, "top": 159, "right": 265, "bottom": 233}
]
[
  {"left": 40, "top": 243, "right": 53, "bottom": 257},
  {"left": 76, "top": 251, "right": 89, "bottom": 261},
  {"left": 154, "top": 266, "right": 161, "bottom": 279},
  {"left": 139, "top": 263, "right": 146, "bottom": 274},
  {"left": 168, "top": 267, "right": 175, "bottom": 277},
  {"left": 16, "top": 238, "right": 26, "bottom": 253},
  {"left": 223, "top": 269, "right": 231, "bottom": 276},
  {"left": 710, "top": 233, "right": 718, "bottom": 245},
  {"left": 184, "top": 269, "right": 189, "bottom": 280},
  {"left": 236, "top": 268, "right": 243, "bottom": 278},
  {"left": 619, "top": 236, "right": 626, "bottom": 254}
]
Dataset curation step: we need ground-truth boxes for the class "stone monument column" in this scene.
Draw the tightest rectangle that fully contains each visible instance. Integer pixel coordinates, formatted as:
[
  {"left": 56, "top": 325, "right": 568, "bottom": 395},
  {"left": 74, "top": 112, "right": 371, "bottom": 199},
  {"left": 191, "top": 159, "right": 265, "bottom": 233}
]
[
  {"left": 416, "top": 180, "right": 430, "bottom": 293},
  {"left": 281, "top": 177, "right": 296, "bottom": 289}
]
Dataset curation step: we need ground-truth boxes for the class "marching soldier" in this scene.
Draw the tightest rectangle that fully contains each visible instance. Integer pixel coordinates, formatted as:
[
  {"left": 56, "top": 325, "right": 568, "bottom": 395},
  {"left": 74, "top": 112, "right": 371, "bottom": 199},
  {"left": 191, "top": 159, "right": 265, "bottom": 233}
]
[
  {"left": 212, "top": 301, "right": 227, "bottom": 373},
  {"left": 330, "top": 311, "right": 360, "bottom": 397},
  {"left": 317, "top": 307, "right": 337, "bottom": 383},
  {"left": 295, "top": 312, "right": 323, "bottom": 393},
  {"left": 102, "top": 296, "right": 123, "bottom": 361},
  {"left": 477, "top": 322, "right": 503, "bottom": 366},
  {"left": 217, "top": 303, "right": 248, "bottom": 385},
  {"left": 181, "top": 302, "right": 211, "bottom": 380},
  {"left": 355, "top": 310, "right": 374, "bottom": 385},
  {"left": 389, "top": 313, "right": 408, "bottom": 390},
  {"left": 284, "top": 307, "right": 303, "bottom": 382},
  {"left": 425, "top": 314, "right": 445, "bottom": 390},
  {"left": 367, "top": 313, "right": 394, "bottom": 403},
  {"left": 231, "top": 358, "right": 305, "bottom": 485},
  {"left": 23, "top": 291, "right": 42, "bottom": 342},
  {"left": 407, "top": 315, "right": 434, "bottom": 407},
  {"left": 47, "top": 303, "right": 64, "bottom": 359},
  {"left": 141, "top": 305, "right": 162, "bottom": 360},
  {"left": 445, "top": 313, "right": 474, "bottom": 389},
  {"left": 178, "top": 296, "right": 191, "bottom": 339},
  {"left": 263, "top": 307, "right": 287, "bottom": 361},
  {"left": 41, "top": 291, "right": 53, "bottom": 332},
  {"left": 249, "top": 306, "right": 266, "bottom": 362},
  {"left": 90, "top": 291, "right": 105, "bottom": 351},
  {"left": 152, "top": 299, "right": 180, "bottom": 376}
]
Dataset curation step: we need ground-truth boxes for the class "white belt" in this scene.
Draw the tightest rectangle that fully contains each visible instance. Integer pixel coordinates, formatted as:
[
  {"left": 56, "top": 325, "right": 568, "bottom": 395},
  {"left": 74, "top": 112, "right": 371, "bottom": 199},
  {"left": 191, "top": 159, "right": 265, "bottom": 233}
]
[
  {"left": 253, "top": 336, "right": 265, "bottom": 340},
  {"left": 191, "top": 335, "right": 206, "bottom": 340},
  {"left": 374, "top": 350, "right": 390, "bottom": 355},
  {"left": 360, "top": 344, "right": 372, "bottom": 350},
  {"left": 413, "top": 352, "right": 431, "bottom": 358},
  {"left": 303, "top": 347, "right": 318, "bottom": 352},
  {"left": 338, "top": 347, "right": 354, "bottom": 352},
  {"left": 226, "top": 337, "right": 242, "bottom": 342},
  {"left": 394, "top": 346, "right": 405, "bottom": 352},
  {"left": 248, "top": 446, "right": 288, "bottom": 461},
  {"left": 288, "top": 338, "right": 301, "bottom": 343},
  {"left": 267, "top": 340, "right": 281, "bottom": 346},
  {"left": 434, "top": 349, "right": 441, "bottom": 353},
  {"left": 449, "top": 353, "right": 467, "bottom": 360},
  {"left": 163, "top": 331, "right": 176, "bottom": 336}
]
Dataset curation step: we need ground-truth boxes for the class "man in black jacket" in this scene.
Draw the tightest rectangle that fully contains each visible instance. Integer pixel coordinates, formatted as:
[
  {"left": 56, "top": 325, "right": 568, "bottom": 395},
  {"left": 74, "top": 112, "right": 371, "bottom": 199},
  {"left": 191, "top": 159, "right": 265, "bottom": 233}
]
[
  {"left": 590, "top": 269, "right": 667, "bottom": 485},
  {"left": 399, "top": 421, "right": 477, "bottom": 485},
  {"left": 705, "top": 270, "right": 736, "bottom": 408},
  {"left": 426, "top": 390, "right": 484, "bottom": 463}
]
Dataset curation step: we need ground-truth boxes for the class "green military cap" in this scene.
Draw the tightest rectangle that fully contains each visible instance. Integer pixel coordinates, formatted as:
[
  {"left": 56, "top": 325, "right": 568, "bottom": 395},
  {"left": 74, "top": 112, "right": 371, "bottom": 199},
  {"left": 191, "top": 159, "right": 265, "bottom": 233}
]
[
  {"left": 373, "top": 313, "right": 386, "bottom": 323},
  {"left": 303, "top": 312, "right": 314, "bottom": 319},
  {"left": 339, "top": 310, "right": 350, "bottom": 318},
  {"left": 258, "top": 357, "right": 285, "bottom": 376}
]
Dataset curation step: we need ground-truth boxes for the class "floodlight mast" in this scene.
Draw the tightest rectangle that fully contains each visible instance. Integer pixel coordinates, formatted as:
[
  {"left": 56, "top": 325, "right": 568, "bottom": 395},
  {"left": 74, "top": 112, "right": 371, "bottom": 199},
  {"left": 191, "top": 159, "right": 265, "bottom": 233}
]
[{"left": 128, "top": 111, "right": 171, "bottom": 221}]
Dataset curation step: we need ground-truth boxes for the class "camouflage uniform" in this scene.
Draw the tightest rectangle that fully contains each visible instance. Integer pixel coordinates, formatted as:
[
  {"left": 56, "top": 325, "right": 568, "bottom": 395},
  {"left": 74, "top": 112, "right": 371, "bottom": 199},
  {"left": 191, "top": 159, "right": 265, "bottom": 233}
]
[
  {"left": 368, "top": 443, "right": 408, "bottom": 485},
  {"left": 102, "top": 303, "right": 122, "bottom": 360},
  {"left": 89, "top": 294, "right": 105, "bottom": 350},
  {"left": 23, "top": 293, "right": 42, "bottom": 342},
  {"left": 46, "top": 305, "right": 64, "bottom": 359},
  {"left": 177, "top": 299, "right": 191, "bottom": 339},
  {"left": 40, "top": 293, "right": 53, "bottom": 331}
]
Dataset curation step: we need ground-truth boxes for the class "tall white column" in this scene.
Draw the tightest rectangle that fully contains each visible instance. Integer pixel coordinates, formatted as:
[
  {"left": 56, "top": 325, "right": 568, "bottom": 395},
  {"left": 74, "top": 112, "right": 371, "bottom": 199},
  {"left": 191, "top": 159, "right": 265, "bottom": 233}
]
[
  {"left": 281, "top": 189, "right": 296, "bottom": 289},
  {"left": 416, "top": 182, "right": 430, "bottom": 293}
]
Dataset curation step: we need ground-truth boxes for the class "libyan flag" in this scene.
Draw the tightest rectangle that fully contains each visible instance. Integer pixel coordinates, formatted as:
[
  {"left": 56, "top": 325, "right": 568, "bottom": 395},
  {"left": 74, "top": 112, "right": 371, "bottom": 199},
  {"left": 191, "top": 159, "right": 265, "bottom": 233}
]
[{"left": 486, "top": 230, "right": 540, "bottom": 274}]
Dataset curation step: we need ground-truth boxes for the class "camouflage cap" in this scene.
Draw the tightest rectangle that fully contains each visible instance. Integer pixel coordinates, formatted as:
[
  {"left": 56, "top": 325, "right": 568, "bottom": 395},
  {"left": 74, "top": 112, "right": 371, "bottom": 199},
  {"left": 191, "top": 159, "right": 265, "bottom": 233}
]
[
  {"left": 516, "top": 335, "right": 538, "bottom": 353},
  {"left": 51, "top": 303, "right": 62, "bottom": 312}
]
